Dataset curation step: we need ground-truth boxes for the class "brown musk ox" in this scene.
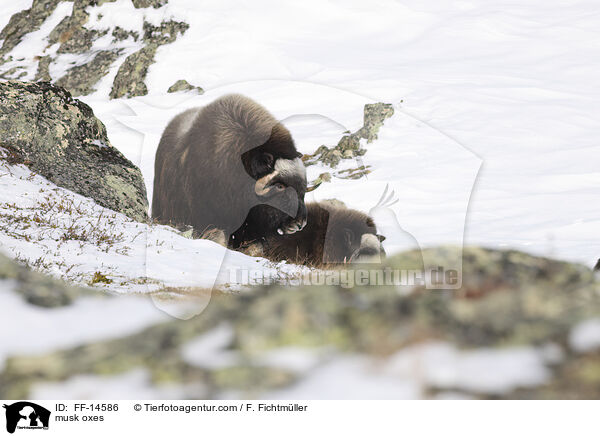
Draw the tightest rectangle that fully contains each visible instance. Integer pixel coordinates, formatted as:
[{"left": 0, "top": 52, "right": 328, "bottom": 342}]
[
  {"left": 246, "top": 201, "right": 386, "bottom": 266},
  {"left": 152, "top": 94, "right": 308, "bottom": 248}
]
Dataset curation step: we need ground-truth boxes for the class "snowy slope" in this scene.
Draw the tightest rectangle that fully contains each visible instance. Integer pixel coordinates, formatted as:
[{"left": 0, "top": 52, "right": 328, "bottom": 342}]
[
  {"left": 1, "top": 0, "right": 599, "bottom": 291},
  {"left": 0, "top": 155, "right": 306, "bottom": 313}
]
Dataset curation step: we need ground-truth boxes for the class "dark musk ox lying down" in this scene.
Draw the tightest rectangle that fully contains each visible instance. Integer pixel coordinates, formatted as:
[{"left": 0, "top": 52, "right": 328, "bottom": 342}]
[
  {"left": 242, "top": 201, "right": 386, "bottom": 266},
  {"left": 152, "top": 94, "right": 308, "bottom": 248}
]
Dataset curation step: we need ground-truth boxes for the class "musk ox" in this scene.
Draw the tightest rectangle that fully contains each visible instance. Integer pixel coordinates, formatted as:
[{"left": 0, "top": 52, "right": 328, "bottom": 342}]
[
  {"left": 246, "top": 202, "right": 386, "bottom": 266},
  {"left": 152, "top": 94, "right": 308, "bottom": 248}
]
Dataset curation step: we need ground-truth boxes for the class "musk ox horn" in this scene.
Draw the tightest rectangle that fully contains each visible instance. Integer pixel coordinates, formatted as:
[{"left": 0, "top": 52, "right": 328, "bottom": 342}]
[{"left": 254, "top": 171, "right": 279, "bottom": 196}]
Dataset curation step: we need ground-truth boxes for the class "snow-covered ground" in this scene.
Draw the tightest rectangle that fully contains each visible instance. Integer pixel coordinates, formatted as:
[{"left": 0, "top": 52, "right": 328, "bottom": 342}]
[
  {"left": 262, "top": 342, "right": 554, "bottom": 400},
  {"left": 0, "top": 154, "right": 307, "bottom": 319}
]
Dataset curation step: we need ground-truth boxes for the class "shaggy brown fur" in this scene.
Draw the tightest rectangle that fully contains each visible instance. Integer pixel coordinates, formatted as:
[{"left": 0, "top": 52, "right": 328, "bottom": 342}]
[
  {"left": 152, "top": 94, "right": 307, "bottom": 248},
  {"left": 249, "top": 202, "right": 385, "bottom": 266}
]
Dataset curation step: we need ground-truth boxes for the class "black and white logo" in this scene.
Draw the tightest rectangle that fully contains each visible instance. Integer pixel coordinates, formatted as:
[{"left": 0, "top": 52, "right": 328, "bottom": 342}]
[{"left": 3, "top": 402, "right": 50, "bottom": 434}]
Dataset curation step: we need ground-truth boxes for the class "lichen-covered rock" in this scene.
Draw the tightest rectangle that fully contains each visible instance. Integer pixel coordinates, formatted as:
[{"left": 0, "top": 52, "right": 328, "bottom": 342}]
[
  {"left": 0, "top": 81, "right": 149, "bottom": 221},
  {"left": 42, "top": 0, "right": 119, "bottom": 95},
  {"left": 55, "top": 50, "right": 121, "bottom": 95},
  {"left": 132, "top": 0, "right": 168, "bottom": 8},
  {"left": 46, "top": 0, "right": 117, "bottom": 54},
  {"left": 33, "top": 56, "right": 52, "bottom": 82},
  {"left": 0, "top": 0, "right": 61, "bottom": 61},
  {"left": 0, "top": 0, "right": 190, "bottom": 99},
  {"left": 110, "top": 20, "right": 190, "bottom": 99},
  {"left": 304, "top": 102, "right": 394, "bottom": 170},
  {"left": 109, "top": 46, "right": 156, "bottom": 98},
  {"left": 111, "top": 27, "right": 140, "bottom": 42},
  {"left": 357, "top": 102, "right": 395, "bottom": 142},
  {"left": 167, "top": 79, "right": 204, "bottom": 94},
  {"left": 1, "top": 247, "right": 598, "bottom": 399}
]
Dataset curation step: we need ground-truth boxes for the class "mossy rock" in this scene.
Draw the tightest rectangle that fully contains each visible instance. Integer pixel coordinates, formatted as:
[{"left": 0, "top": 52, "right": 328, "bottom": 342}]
[
  {"left": 1, "top": 247, "right": 598, "bottom": 399},
  {"left": 110, "top": 20, "right": 189, "bottom": 99},
  {"left": 167, "top": 79, "right": 204, "bottom": 94},
  {"left": 0, "top": 81, "right": 149, "bottom": 222},
  {"left": 304, "top": 102, "right": 395, "bottom": 172},
  {"left": 0, "top": 253, "right": 89, "bottom": 308}
]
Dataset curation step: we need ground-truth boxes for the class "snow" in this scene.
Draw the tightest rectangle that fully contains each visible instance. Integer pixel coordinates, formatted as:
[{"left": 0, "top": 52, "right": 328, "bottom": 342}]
[
  {"left": 0, "top": 284, "right": 168, "bottom": 371},
  {"left": 30, "top": 369, "right": 202, "bottom": 400},
  {"left": 263, "top": 355, "right": 421, "bottom": 400},
  {"left": 385, "top": 342, "right": 550, "bottom": 395},
  {"left": 180, "top": 323, "right": 239, "bottom": 369},
  {"left": 91, "top": 139, "right": 108, "bottom": 148},
  {"left": 264, "top": 342, "right": 551, "bottom": 399},
  {"left": 0, "top": 158, "right": 306, "bottom": 308},
  {"left": 569, "top": 318, "right": 600, "bottom": 353},
  {"left": 258, "top": 346, "right": 327, "bottom": 373}
]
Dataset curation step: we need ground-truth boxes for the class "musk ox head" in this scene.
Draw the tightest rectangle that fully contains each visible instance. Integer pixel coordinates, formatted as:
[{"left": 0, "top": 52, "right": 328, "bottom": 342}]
[
  {"left": 320, "top": 204, "right": 386, "bottom": 264},
  {"left": 239, "top": 123, "right": 308, "bottom": 239},
  {"left": 253, "top": 156, "right": 307, "bottom": 235}
]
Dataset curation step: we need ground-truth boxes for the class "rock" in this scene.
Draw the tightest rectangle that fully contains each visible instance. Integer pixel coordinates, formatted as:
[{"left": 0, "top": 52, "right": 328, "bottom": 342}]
[
  {"left": 111, "top": 27, "right": 139, "bottom": 42},
  {"left": 167, "top": 79, "right": 204, "bottom": 94},
  {"left": 132, "top": 0, "right": 168, "bottom": 7},
  {"left": 303, "top": 102, "right": 394, "bottom": 174},
  {"left": 0, "top": 253, "right": 87, "bottom": 308},
  {"left": 336, "top": 165, "right": 372, "bottom": 179},
  {"left": 337, "top": 134, "right": 361, "bottom": 153},
  {"left": 26, "top": 0, "right": 118, "bottom": 96},
  {"left": 33, "top": 56, "right": 52, "bottom": 82},
  {"left": 47, "top": 1, "right": 110, "bottom": 56},
  {"left": 110, "top": 20, "right": 189, "bottom": 99},
  {"left": 307, "top": 172, "right": 332, "bottom": 192},
  {"left": 109, "top": 46, "right": 156, "bottom": 98},
  {"left": 0, "top": 0, "right": 189, "bottom": 99},
  {"left": 199, "top": 228, "right": 227, "bottom": 247},
  {"left": 55, "top": 50, "right": 121, "bottom": 95},
  {"left": 0, "top": 81, "right": 149, "bottom": 222},
  {"left": 358, "top": 102, "right": 395, "bottom": 143},
  {"left": 0, "top": 0, "right": 62, "bottom": 61},
  {"left": 1, "top": 247, "right": 598, "bottom": 399},
  {"left": 0, "top": 66, "right": 27, "bottom": 80}
]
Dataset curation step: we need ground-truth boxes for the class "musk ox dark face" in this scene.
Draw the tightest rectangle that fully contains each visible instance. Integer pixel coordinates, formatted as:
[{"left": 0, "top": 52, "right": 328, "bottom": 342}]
[
  {"left": 320, "top": 205, "right": 386, "bottom": 264},
  {"left": 248, "top": 154, "right": 307, "bottom": 236}
]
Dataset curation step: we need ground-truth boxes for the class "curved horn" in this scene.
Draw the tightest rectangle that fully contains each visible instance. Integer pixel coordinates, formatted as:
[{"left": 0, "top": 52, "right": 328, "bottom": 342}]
[{"left": 254, "top": 171, "right": 279, "bottom": 196}]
